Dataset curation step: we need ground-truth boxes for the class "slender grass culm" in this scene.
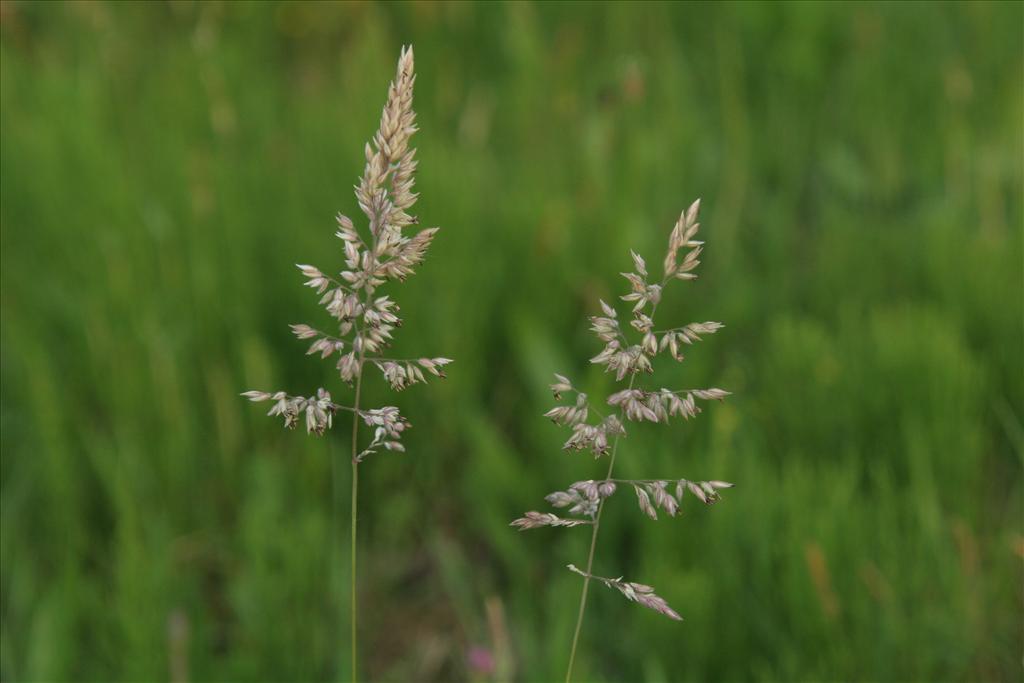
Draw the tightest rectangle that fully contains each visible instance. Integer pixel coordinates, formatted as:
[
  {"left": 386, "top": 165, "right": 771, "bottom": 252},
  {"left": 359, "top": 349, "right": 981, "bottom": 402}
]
[
  {"left": 242, "top": 46, "right": 450, "bottom": 682},
  {"left": 512, "top": 199, "right": 733, "bottom": 682}
]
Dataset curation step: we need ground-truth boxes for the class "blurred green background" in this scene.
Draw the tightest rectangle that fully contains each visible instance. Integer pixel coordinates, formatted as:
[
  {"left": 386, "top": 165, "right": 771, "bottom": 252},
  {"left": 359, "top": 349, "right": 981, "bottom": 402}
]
[{"left": 2, "top": 1, "right": 1022, "bottom": 681}]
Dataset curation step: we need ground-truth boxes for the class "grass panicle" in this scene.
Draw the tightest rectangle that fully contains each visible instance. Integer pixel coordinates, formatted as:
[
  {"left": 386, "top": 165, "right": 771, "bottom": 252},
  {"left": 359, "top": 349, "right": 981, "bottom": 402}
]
[
  {"left": 512, "top": 199, "right": 732, "bottom": 681},
  {"left": 242, "top": 45, "right": 450, "bottom": 682}
]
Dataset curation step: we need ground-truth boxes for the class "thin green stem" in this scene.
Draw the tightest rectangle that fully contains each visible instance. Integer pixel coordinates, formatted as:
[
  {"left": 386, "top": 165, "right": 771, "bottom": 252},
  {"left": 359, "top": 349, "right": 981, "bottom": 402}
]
[
  {"left": 350, "top": 460, "right": 358, "bottom": 683},
  {"left": 331, "top": 437, "right": 342, "bottom": 679},
  {"left": 348, "top": 352, "right": 365, "bottom": 683},
  {"left": 346, "top": 216, "right": 377, "bottom": 683},
  {"left": 565, "top": 374, "right": 636, "bottom": 682},
  {"left": 566, "top": 295, "right": 662, "bottom": 681}
]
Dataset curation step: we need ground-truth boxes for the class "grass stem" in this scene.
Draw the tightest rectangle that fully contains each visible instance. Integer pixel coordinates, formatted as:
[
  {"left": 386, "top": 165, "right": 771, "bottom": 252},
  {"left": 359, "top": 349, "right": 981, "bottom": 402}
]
[
  {"left": 565, "top": 375, "right": 636, "bottom": 682},
  {"left": 348, "top": 358, "right": 364, "bottom": 683}
]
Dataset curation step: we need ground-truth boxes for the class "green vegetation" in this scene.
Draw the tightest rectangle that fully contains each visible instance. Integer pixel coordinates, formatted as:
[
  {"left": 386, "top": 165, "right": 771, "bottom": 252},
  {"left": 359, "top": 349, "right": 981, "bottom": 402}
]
[{"left": 1, "top": 2, "right": 1021, "bottom": 681}]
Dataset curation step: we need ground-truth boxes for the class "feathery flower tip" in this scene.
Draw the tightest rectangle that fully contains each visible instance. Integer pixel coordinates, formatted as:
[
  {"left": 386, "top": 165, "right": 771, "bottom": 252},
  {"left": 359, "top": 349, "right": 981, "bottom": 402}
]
[{"left": 245, "top": 46, "right": 448, "bottom": 452}]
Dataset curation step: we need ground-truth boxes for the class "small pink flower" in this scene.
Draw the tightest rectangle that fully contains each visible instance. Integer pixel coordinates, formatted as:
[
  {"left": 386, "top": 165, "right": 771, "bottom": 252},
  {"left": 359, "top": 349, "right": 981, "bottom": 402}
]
[{"left": 466, "top": 645, "right": 495, "bottom": 676}]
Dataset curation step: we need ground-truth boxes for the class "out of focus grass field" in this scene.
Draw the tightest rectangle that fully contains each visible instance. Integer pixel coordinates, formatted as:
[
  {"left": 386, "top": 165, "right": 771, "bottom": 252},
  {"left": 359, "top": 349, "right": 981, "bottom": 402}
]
[{"left": 1, "top": 1, "right": 1022, "bottom": 681}]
